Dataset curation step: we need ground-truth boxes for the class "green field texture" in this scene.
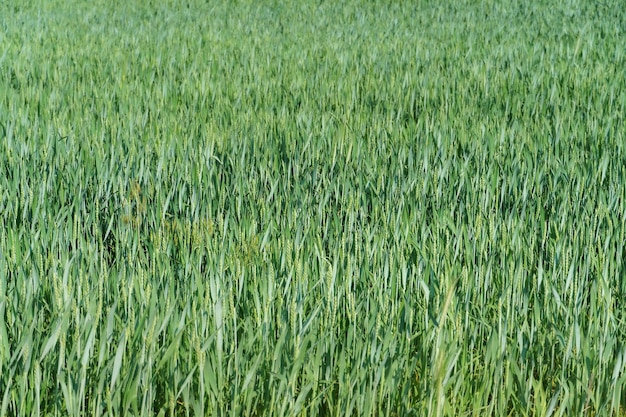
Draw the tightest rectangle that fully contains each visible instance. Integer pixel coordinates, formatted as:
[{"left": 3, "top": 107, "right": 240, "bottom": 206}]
[{"left": 1, "top": 0, "right": 625, "bottom": 416}]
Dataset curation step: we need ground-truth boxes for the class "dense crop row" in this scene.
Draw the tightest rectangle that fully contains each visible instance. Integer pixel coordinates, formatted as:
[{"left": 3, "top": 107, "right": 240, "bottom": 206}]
[{"left": 1, "top": 0, "right": 625, "bottom": 415}]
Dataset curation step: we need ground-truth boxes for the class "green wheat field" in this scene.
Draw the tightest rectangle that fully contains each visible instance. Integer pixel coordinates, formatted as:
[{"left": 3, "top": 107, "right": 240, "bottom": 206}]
[{"left": 1, "top": 0, "right": 625, "bottom": 416}]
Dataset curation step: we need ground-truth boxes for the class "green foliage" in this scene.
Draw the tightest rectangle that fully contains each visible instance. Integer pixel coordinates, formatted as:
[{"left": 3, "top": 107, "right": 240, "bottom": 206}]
[{"left": 1, "top": 0, "right": 625, "bottom": 415}]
